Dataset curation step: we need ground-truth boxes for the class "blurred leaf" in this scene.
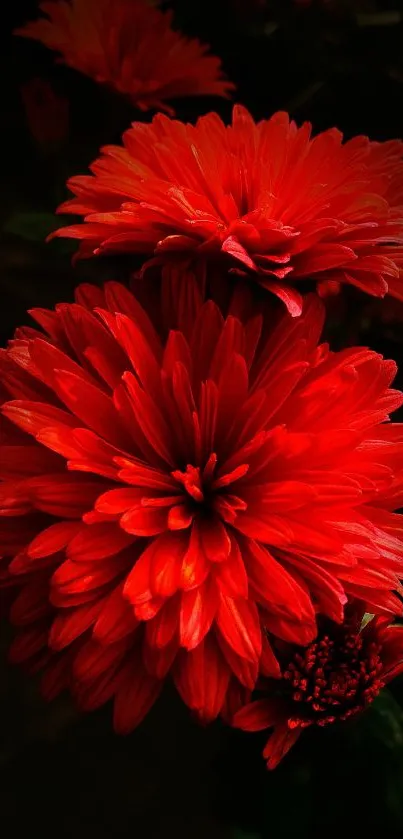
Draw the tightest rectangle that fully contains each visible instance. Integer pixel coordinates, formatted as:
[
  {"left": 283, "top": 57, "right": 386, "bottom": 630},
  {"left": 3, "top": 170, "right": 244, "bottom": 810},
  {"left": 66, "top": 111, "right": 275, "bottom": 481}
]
[
  {"left": 3, "top": 212, "right": 59, "bottom": 243},
  {"left": 253, "top": 691, "right": 403, "bottom": 837},
  {"left": 354, "top": 689, "right": 403, "bottom": 750},
  {"left": 261, "top": 753, "right": 313, "bottom": 838},
  {"left": 356, "top": 12, "right": 402, "bottom": 27}
]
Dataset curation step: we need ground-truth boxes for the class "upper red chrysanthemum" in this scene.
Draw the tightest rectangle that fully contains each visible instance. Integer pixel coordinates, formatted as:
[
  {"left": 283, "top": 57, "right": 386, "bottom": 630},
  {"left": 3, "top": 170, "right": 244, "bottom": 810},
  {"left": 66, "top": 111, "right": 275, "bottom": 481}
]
[
  {"left": 1, "top": 272, "right": 403, "bottom": 730},
  {"left": 51, "top": 106, "right": 403, "bottom": 315},
  {"left": 233, "top": 606, "right": 403, "bottom": 768},
  {"left": 14, "top": 0, "right": 233, "bottom": 114}
]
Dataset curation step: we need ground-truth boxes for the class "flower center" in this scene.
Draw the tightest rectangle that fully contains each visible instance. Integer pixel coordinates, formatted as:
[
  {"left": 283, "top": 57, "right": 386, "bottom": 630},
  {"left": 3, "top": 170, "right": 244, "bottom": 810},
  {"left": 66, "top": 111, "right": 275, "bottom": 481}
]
[
  {"left": 172, "top": 453, "right": 218, "bottom": 506},
  {"left": 281, "top": 631, "right": 384, "bottom": 727},
  {"left": 171, "top": 453, "right": 249, "bottom": 524}
]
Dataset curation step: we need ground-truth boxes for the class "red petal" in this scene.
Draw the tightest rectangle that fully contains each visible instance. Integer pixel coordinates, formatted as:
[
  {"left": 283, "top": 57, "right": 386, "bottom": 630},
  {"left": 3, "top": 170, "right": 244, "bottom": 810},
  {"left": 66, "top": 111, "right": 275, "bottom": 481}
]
[
  {"left": 345, "top": 584, "right": 403, "bottom": 617},
  {"left": 134, "top": 596, "right": 164, "bottom": 621},
  {"left": 75, "top": 283, "right": 106, "bottom": 309},
  {"left": 280, "top": 552, "right": 346, "bottom": 623},
  {"left": 113, "top": 659, "right": 162, "bottom": 734},
  {"left": 263, "top": 723, "right": 301, "bottom": 770},
  {"left": 122, "top": 371, "right": 174, "bottom": 466},
  {"left": 67, "top": 523, "right": 135, "bottom": 561},
  {"left": 295, "top": 244, "right": 357, "bottom": 275},
  {"left": 216, "top": 594, "right": 261, "bottom": 662},
  {"left": 260, "top": 633, "right": 281, "bottom": 678},
  {"left": 216, "top": 632, "right": 259, "bottom": 689},
  {"left": 104, "top": 281, "right": 161, "bottom": 357},
  {"left": 234, "top": 510, "right": 293, "bottom": 546},
  {"left": 196, "top": 517, "right": 231, "bottom": 562},
  {"left": 179, "top": 578, "right": 218, "bottom": 650},
  {"left": 26, "top": 474, "right": 105, "bottom": 519},
  {"left": 75, "top": 666, "right": 124, "bottom": 711},
  {"left": 50, "top": 600, "right": 105, "bottom": 650},
  {"left": 95, "top": 488, "right": 144, "bottom": 514},
  {"left": 54, "top": 369, "right": 132, "bottom": 450},
  {"left": 9, "top": 627, "right": 48, "bottom": 664},
  {"left": 52, "top": 555, "right": 130, "bottom": 605},
  {"left": 151, "top": 532, "right": 187, "bottom": 597},
  {"left": 120, "top": 506, "right": 167, "bottom": 536},
  {"left": 180, "top": 525, "right": 209, "bottom": 590},
  {"left": 93, "top": 583, "right": 138, "bottom": 644},
  {"left": 10, "top": 583, "right": 51, "bottom": 626},
  {"left": 145, "top": 596, "right": 180, "bottom": 648},
  {"left": 74, "top": 637, "right": 129, "bottom": 682},
  {"left": 214, "top": 536, "right": 248, "bottom": 598},
  {"left": 222, "top": 236, "right": 256, "bottom": 270},
  {"left": 264, "top": 611, "right": 317, "bottom": 646},
  {"left": 9, "top": 548, "right": 61, "bottom": 576},
  {"left": 233, "top": 699, "right": 283, "bottom": 731},
  {"left": 123, "top": 542, "right": 154, "bottom": 605},
  {"left": 0, "top": 481, "right": 32, "bottom": 517},
  {"left": 2, "top": 400, "right": 77, "bottom": 439},
  {"left": 221, "top": 679, "right": 252, "bottom": 724},
  {"left": 143, "top": 636, "right": 178, "bottom": 679},
  {"left": 0, "top": 444, "right": 60, "bottom": 481},
  {"left": 28, "top": 521, "right": 81, "bottom": 558},
  {"left": 114, "top": 312, "right": 161, "bottom": 394},
  {"left": 168, "top": 504, "right": 195, "bottom": 530},
  {"left": 173, "top": 636, "right": 230, "bottom": 722},
  {"left": 260, "top": 281, "right": 303, "bottom": 317},
  {"left": 245, "top": 541, "right": 315, "bottom": 625},
  {"left": 116, "top": 459, "right": 177, "bottom": 491}
]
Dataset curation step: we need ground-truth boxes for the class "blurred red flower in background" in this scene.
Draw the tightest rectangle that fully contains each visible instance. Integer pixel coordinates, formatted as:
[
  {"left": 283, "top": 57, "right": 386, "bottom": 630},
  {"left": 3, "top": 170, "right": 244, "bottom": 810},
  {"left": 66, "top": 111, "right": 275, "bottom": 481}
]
[
  {"left": 1, "top": 275, "right": 403, "bottom": 730},
  {"left": 233, "top": 607, "right": 403, "bottom": 768},
  {"left": 15, "top": 0, "right": 233, "bottom": 115},
  {"left": 52, "top": 106, "right": 403, "bottom": 315}
]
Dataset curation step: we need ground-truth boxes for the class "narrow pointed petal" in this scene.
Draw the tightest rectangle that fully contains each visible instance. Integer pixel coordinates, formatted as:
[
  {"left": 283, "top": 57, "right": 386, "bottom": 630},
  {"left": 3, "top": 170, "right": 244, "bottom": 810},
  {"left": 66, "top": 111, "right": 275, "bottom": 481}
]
[
  {"left": 263, "top": 725, "right": 302, "bottom": 770},
  {"left": 113, "top": 660, "right": 162, "bottom": 735},
  {"left": 174, "top": 636, "right": 230, "bottom": 722},
  {"left": 216, "top": 594, "right": 261, "bottom": 662},
  {"left": 180, "top": 579, "right": 218, "bottom": 650},
  {"left": 233, "top": 700, "right": 283, "bottom": 731}
]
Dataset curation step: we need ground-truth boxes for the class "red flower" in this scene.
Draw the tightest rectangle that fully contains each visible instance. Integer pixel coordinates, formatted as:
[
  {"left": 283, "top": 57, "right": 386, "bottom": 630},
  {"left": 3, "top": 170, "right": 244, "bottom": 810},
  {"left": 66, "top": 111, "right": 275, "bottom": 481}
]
[
  {"left": 51, "top": 106, "right": 403, "bottom": 315},
  {"left": 14, "top": 0, "right": 233, "bottom": 115},
  {"left": 1, "top": 274, "right": 403, "bottom": 730},
  {"left": 232, "top": 606, "right": 403, "bottom": 768}
]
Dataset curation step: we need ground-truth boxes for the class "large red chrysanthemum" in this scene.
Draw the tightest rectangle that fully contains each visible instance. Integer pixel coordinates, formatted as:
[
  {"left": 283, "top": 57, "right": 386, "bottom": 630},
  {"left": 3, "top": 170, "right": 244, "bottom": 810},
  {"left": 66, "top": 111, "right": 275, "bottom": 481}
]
[
  {"left": 51, "top": 106, "right": 403, "bottom": 315},
  {"left": 1, "top": 273, "right": 403, "bottom": 730},
  {"left": 233, "top": 606, "right": 403, "bottom": 768},
  {"left": 14, "top": 0, "right": 233, "bottom": 115}
]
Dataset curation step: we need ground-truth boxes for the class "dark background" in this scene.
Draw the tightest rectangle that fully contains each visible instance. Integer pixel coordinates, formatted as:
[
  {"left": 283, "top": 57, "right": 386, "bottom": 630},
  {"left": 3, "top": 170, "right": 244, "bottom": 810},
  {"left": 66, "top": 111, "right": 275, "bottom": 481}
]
[{"left": 1, "top": 2, "right": 403, "bottom": 837}]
